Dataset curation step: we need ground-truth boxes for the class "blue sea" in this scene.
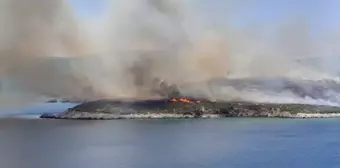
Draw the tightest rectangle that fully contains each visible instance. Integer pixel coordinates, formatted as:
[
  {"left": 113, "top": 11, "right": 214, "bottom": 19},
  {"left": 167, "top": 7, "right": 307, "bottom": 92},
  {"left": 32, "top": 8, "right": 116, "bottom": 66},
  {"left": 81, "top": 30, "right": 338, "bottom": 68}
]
[{"left": 0, "top": 103, "right": 339, "bottom": 168}]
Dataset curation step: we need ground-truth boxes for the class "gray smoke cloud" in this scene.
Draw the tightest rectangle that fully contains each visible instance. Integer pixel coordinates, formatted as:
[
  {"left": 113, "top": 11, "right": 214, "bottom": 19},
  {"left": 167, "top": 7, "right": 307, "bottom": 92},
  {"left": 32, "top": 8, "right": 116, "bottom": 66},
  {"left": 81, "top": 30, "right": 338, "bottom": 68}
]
[
  {"left": 91, "top": 0, "right": 340, "bottom": 103},
  {"left": 0, "top": 0, "right": 339, "bottom": 109},
  {"left": 0, "top": 0, "right": 94, "bottom": 108},
  {"left": 84, "top": 0, "right": 230, "bottom": 98}
]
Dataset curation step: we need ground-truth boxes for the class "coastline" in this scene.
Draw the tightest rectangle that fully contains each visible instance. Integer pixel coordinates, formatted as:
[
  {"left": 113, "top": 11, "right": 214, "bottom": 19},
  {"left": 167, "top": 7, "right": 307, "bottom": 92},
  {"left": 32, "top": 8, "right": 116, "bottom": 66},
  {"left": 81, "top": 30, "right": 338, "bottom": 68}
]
[
  {"left": 41, "top": 111, "right": 340, "bottom": 120},
  {"left": 40, "top": 99, "right": 340, "bottom": 120},
  {"left": 294, "top": 113, "right": 340, "bottom": 118}
]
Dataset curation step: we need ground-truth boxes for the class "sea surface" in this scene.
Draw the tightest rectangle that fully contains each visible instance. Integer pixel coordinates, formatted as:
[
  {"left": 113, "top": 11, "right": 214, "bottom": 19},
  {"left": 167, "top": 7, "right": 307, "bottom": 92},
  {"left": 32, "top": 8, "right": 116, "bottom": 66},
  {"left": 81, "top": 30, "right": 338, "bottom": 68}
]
[{"left": 0, "top": 103, "right": 340, "bottom": 168}]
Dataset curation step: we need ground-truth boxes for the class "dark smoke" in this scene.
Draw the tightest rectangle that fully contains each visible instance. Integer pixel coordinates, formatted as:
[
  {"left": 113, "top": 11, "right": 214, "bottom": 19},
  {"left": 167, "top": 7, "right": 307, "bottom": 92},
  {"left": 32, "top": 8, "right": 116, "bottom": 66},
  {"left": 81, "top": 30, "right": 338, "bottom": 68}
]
[{"left": 0, "top": 0, "right": 339, "bottom": 109}]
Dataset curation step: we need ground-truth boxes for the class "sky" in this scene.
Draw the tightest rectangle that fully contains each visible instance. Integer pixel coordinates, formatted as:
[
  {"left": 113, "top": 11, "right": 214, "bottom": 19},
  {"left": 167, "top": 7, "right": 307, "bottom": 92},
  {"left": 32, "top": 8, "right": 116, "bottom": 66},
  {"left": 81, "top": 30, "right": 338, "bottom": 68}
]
[
  {"left": 68, "top": 0, "right": 107, "bottom": 18},
  {"left": 68, "top": 0, "right": 340, "bottom": 31}
]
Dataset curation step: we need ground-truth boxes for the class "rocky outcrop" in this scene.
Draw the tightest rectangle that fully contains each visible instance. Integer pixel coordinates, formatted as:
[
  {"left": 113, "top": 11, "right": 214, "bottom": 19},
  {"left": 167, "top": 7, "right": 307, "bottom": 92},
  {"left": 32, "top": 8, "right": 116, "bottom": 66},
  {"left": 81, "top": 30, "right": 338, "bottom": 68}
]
[{"left": 40, "top": 99, "right": 340, "bottom": 120}]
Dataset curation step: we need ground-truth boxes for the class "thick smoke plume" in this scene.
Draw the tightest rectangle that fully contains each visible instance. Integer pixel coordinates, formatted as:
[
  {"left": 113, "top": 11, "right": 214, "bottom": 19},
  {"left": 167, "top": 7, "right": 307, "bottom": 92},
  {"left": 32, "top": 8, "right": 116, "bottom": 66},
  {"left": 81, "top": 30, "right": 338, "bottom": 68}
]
[
  {"left": 0, "top": 0, "right": 339, "bottom": 109},
  {"left": 0, "top": 0, "right": 93, "bottom": 108}
]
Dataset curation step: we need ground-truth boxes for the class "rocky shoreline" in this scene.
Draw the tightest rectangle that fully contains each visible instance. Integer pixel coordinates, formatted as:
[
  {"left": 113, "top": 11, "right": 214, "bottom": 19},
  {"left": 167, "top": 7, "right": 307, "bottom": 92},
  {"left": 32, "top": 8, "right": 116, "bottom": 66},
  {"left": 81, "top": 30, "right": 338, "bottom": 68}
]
[
  {"left": 294, "top": 113, "right": 340, "bottom": 118},
  {"left": 41, "top": 111, "right": 340, "bottom": 120},
  {"left": 40, "top": 99, "right": 340, "bottom": 120}
]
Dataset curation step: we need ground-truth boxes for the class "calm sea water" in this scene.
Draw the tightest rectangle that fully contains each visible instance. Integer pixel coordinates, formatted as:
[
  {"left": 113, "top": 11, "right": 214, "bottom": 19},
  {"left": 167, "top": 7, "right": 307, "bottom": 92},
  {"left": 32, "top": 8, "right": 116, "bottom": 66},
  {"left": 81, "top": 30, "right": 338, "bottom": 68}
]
[{"left": 0, "top": 104, "right": 340, "bottom": 168}]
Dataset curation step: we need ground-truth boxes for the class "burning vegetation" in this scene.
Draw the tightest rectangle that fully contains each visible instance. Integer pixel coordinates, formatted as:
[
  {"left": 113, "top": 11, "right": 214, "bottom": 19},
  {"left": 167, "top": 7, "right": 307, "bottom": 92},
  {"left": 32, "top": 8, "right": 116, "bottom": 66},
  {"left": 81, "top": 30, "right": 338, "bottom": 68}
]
[
  {"left": 40, "top": 78, "right": 340, "bottom": 120},
  {"left": 170, "top": 98, "right": 200, "bottom": 104},
  {"left": 40, "top": 85, "right": 340, "bottom": 120}
]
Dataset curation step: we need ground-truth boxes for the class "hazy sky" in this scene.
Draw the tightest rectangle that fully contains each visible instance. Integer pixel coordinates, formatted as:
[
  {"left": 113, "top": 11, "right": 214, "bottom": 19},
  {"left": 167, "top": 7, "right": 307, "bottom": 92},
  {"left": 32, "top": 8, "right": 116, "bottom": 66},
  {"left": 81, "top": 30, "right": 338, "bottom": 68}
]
[
  {"left": 68, "top": 0, "right": 107, "bottom": 18},
  {"left": 68, "top": 0, "right": 340, "bottom": 31}
]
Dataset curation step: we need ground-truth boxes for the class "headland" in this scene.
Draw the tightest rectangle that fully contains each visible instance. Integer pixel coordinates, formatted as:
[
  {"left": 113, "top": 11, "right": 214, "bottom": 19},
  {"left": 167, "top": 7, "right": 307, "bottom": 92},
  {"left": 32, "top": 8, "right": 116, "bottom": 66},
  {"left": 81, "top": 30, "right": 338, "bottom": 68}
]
[{"left": 40, "top": 98, "right": 340, "bottom": 120}]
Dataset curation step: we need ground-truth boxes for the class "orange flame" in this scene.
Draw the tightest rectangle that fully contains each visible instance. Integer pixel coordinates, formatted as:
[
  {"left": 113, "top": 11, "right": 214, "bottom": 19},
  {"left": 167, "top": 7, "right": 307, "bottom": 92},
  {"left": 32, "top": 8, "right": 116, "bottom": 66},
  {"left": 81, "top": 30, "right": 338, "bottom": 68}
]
[{"left": 170, "top": 98, "right": 198, "bottom": 104}]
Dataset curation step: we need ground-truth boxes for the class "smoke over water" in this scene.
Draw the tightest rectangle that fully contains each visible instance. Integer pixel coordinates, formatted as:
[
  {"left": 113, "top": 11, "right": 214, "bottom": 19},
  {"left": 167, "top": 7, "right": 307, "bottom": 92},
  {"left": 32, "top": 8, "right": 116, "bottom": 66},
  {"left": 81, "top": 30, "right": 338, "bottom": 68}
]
[{"left": 0, "top": 0, "right": 339, "bottom": 108}]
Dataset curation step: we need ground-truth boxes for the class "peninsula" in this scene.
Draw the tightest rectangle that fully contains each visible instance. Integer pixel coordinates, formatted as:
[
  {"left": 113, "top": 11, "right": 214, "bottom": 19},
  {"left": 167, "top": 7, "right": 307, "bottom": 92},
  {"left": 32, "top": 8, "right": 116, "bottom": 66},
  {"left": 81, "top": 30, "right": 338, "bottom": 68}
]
[
  {"left": 40, "top": 77, "right": 340, "bottom": 120},
  {"left": 40, "top": 98, "right": 340, "bottom": 119}
]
